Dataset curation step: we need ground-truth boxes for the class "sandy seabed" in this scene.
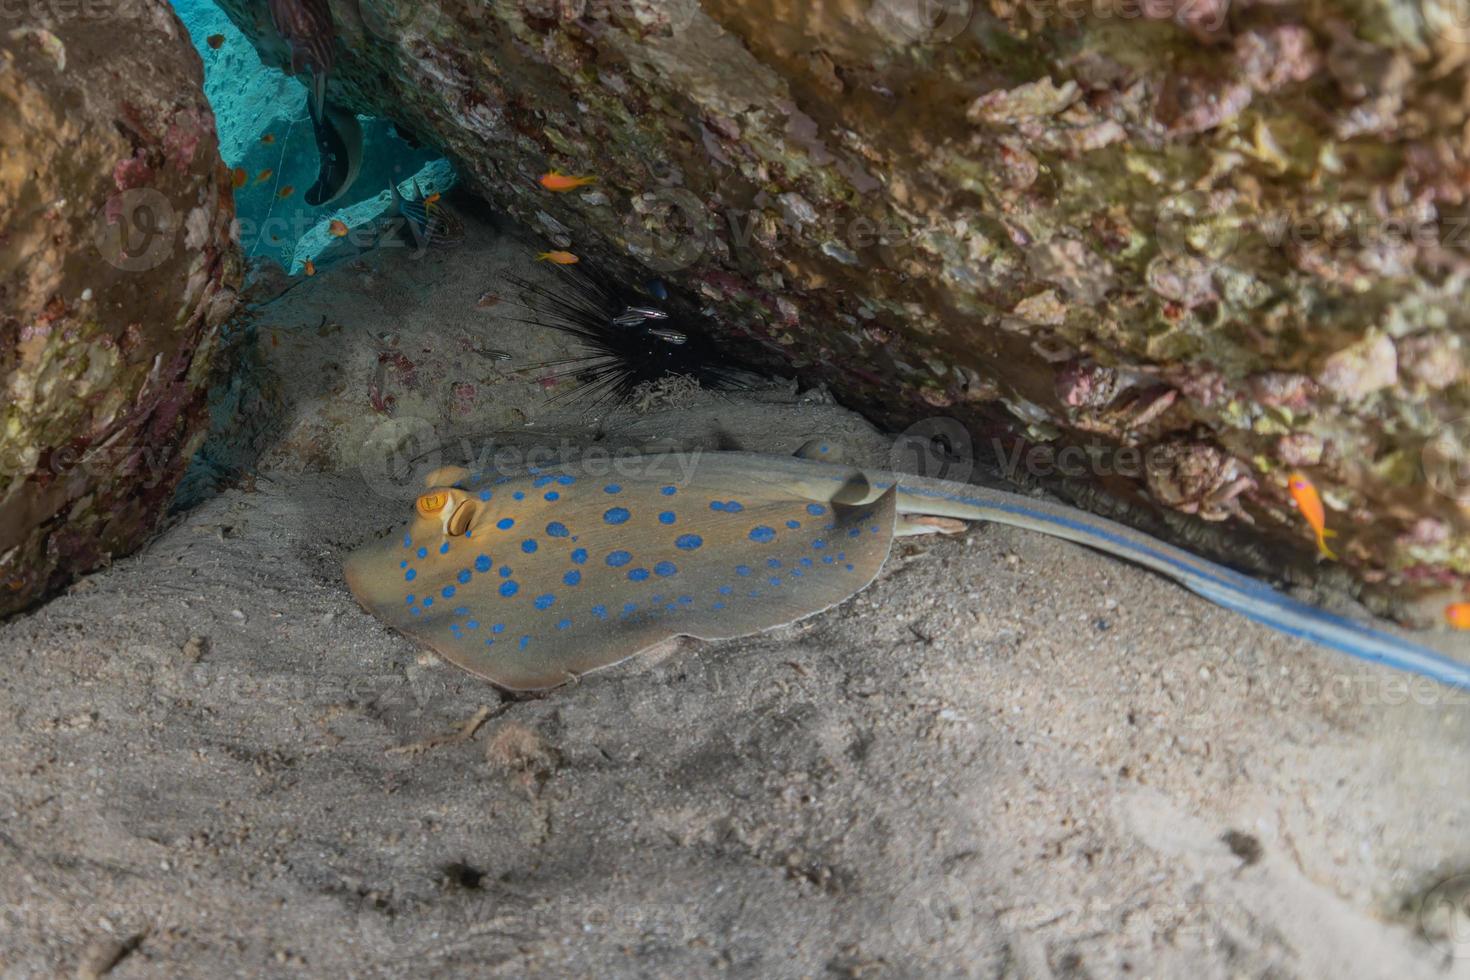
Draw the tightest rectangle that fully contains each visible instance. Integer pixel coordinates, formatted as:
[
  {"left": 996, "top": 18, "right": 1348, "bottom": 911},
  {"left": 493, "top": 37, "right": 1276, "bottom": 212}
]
[{"left": 3, "top": 211, "right": 1468, "bottom": 979}]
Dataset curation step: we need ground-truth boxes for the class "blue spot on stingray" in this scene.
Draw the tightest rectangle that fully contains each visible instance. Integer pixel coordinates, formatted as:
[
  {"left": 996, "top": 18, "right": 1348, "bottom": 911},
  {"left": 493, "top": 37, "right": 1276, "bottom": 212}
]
[
  {"left": 791, "top": 570, "right": 804, "bottom": 578},
  {"left": 411, "top": 608, "right": 422, "bottom": 616},
  {"left": 546, "top": 522, "right": 569, "bottom": 538},
  {"left": 571, "top": 548, "right": 588, "bottom": 565},
  {"left": 713, "top": 602, "right": 727, "bottom": 611},
  {"left": 800, "top": 558, "right": 813, "bottom": 567},
  {"left": 498, "top": 518, "right": 515, "bottom": 530},
  {"left": 820, "top": 444, "right": 829, "bottom": 453},
  {"left": 492, "top": 624, "right": 505, "bottom": 634},
  {"left": 475, "top": 555, "right": 492, "bottom": 573},
  {"left": 513, "top": 491, "right": 525, "bottom": 501},
  {"left": 749, "top": 526, "right": 776, "bottom": 543},
  {"left": 522, "top": 539, "right": 538, "bottom": 554},
  {"left": 823, "top": 555, "right": 835, "bottom": 564},
  {"left": 494, "top": 475, "right": 511, "bottom": 485},
  {"left": 400, "top": 560, "right": 408, "bottom": 569},
  {"left": 528, "top": 466, "right": 541, "bottom": 474},
  {"left": 736, "top": 565, "right": 752, "bottom": 577},
  {"left": 403, "top": 534, "right": 412, "bottom": 548},
  {"left": 557, "top": 619, "right": 572, "bottom": 630},
  {"left": 786, "top": 520, "right": 801, "bottom": 529},
  {"left": 807, "top": 504, "right": 828, "bottom": 516},
  {"left": 417, "top": 547, "right": 428, "bottom": 559},
  {"left": 457, "top": 570, "right": 472, "bottom": 585},
  {"left": 534, "top": 594, "right": 555, "bottom": 610},
  {"left": 545, "top": 491, "right": 560, "bottom": 501},
  {"left": 499, "top": 566, "right": 512, "bottom": 578},
  {"left": 604, "top": 484, "right": 622, "bottom": 494},
  {"left": 710, "top": 500, "right": 745, "bottom": 513},
  {"left": 658, "top": 512, "right": 676, "bottom": 525},
  {"left": 423, "top": 597, "right": 434, "bottom": 607},
  {"left": 767, "top": 558, "right": 782, "bottom": 569},
  {"left": 479, "top": 490, "right": 493, "bottom": 502},
  {"left": 769, "top": 577, "right": 782, "bottom": 586},
  {"left": 607, "top": 550, "right": 632, "bottom": 568},
  {"left": 679, "top": 595, "right": 692, "bottom": 604},
  {"left": 564, "top": 570, "right": 582, "bottom": 586},
  {"left": 439, "top": 542, "right": 450, "bottom": 555},
  {"left": 846, "top": 564, "right": 855, "bottom": 571},
  {"left": 520, "top": 636, "right": 531, "bottom": 650},
  {"left": 848, "top": 528, "right": 860, "bottom": 538},
  {"left": 675, "top": 534, "right": 703, "bottom": 551},
  {"left": 604, "top": 507, "right": 630, "bottom": 525},
  {"left": 660, "top": 486, "right": 677, "bottom": 496},
  {"left": 718, "top": 586, "right": 732, "bottom": 596},
  {"left": 450, "top": 625, "right": 462, "bottom": 638},
  {"left": 405, "top": 569, "right": 417, "bottom": 582},
  {"left": 629, "top": 568, "right": 650, "bottom": 582},
  {"left": 812, "top": 539, "right": 827, "bottom": 549},
  {"left": 871, "top": 525, "right": 881, "bottom": 533},
  {"left": 557, "top": 475, "right": 575, "bottom": 485},
  {"left": 467, "top": 620, "right": 479, "bottom": 630},
  {"left": 442, "top": 586, "right": 456, "bottom": 599},
  {"left": 454, "top": 606, "right": 469, "bottom": 616},
  {"left": 654, "top": 561, "right": 677, "bottom": 577},
  {"left": 483, "top": 637, "right": 492, "bottom": 646},
  {"left": 405, "top": 595, "right": 415, "bottom": 604},
  {"left": 534, "top": 476, "right": 555, "bottom": 488},
  {"left": 623, "top": 603, "right": 637, "bottom": 616},
  {"left": 592, "top": 604, "right": 608, "bottom": 620},
  {"left": 499, "top": 581, "right": 519, "bottom": 597}
]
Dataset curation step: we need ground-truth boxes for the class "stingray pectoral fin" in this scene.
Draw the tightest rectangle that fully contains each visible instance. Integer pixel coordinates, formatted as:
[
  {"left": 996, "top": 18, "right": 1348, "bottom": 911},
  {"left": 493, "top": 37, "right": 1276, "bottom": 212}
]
[
  {"left": 345, "top": 475, "right": 898, "bottom": 692},
  {"left": 682, "top": 486, "right": 898, "bottom": 643},
  {"left": 305, "top": 96, "right": 363, "bottom": 207}
]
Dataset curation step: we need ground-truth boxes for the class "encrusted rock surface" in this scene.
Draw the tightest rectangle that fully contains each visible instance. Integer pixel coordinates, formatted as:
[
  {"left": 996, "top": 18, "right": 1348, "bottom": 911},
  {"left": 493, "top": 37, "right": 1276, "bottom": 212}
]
[
  {"left": 0, "top": 1, "right": 242, "bottom": 617},
  {"left": 216, "top": 0, "right": 1470, "bottom": 618}
]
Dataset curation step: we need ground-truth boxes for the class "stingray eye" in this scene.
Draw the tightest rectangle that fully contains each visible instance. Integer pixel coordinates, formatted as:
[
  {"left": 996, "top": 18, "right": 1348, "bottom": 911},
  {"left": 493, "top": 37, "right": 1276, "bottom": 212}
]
[
  {"left": 447, "top": 500, "right": 476, "bottom": 537},
  {"left": 416, "top": 492, "right": 449, "bottom": 518}
]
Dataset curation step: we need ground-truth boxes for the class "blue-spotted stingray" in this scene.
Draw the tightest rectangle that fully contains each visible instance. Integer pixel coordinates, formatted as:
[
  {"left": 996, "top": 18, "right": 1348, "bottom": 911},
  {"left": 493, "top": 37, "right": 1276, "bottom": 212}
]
[{"left": 345, "top": 445, "right": 1470, "bottom": 693}]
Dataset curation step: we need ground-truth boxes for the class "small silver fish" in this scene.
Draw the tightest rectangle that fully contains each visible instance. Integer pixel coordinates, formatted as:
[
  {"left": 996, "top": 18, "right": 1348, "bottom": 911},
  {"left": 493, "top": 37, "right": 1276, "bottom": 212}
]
[
  {"left": 613, "top": 306, "right": 672, "bottom": 328},
  {"left": 648, "top": 328, "right": 688, "bottom": 345}
]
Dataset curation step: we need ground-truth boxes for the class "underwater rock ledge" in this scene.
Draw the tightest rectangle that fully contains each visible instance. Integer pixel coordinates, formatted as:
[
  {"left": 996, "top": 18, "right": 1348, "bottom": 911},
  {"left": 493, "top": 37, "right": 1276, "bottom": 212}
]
[
  {"left": 0, "top": 2, "right": 242, "bottom": 617},
  {"left": 225, "top": 0, "right": 1468, "bottom": 619}
]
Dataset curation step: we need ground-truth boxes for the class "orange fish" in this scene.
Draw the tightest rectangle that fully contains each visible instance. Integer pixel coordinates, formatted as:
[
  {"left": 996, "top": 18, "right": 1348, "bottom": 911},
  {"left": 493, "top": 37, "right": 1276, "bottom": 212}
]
[
  {"left": 304, "top": 259, "right": 317, "bottom": 277},
  {"left": 1287, "top": 471, "right": 1337, "bottom": 560},
  {"left": 1446, "top": 603, "right": 1470, "bottom": 630},
  {"left": 207, "top": 34, "right": 225, "bottom": 50},
  {"left": 424, "top": 192, "right": 442, "bottom": 205},
  {"left": 329, "top": 219, "right": 349, "bottom": 237},
  {"left": 536, "top": 251, "right": 580, "bottom": 265},
  {"left": 278, "top": 185, "right": 295, "bottom": 199},
  {"left": 261, "top": 133, "right": 275, "bottom": 145},
  {"left": 232, "top": 167, "right": 248, "bottom": 189},
  {"left": 539, "top": 171, "right": 597, "bottom": 192},
  {"left": 254, "top": 169, "right": 273, "bottom": 185}
]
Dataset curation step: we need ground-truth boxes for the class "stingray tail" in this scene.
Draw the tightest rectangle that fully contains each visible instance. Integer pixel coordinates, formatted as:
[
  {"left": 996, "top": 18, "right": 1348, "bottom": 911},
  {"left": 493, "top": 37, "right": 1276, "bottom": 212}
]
[{"left": 885, "top": 474, "right": 1470, "bottom": 691}]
